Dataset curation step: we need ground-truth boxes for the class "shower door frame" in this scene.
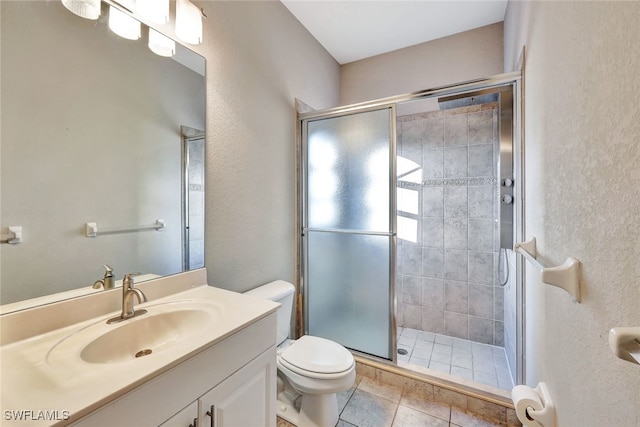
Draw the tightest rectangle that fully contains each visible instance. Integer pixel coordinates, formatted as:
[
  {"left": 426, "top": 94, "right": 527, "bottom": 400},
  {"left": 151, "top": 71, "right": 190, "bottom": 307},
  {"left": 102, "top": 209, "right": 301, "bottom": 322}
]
[
  {"left": 299, "top": 103, "right": 399, "bottom": 362},
  {"left": 181, "top": 126, "right": 206, "bottom": 272},
  {"left": 297, "top": 70, "right": 524, "bottom": 386}
]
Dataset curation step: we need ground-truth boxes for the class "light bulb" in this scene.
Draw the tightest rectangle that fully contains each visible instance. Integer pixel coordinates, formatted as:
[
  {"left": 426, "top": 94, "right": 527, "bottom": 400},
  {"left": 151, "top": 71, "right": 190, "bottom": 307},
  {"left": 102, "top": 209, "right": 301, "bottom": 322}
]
[
  {"left": 108, "top": 5, "right": 141, "bottom": 40},
  {"left": 61, "top": 0, "right": 101, "bottom": 20},
  {"left": 148, "top": 29, "right": 176, "bottom": 57},
  {"left": 137, "top": 0, "right": 169, "bottom": 25},
  {"left": 175, "top": 0, "right": 202, "bottom": 45}
]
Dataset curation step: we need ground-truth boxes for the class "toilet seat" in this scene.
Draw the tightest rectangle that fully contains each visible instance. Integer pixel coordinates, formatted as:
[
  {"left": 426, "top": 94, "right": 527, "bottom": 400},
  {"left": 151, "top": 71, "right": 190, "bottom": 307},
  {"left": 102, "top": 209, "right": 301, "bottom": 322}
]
[{"left": 279, "top": 335, "right": 354, "bottom": 380}]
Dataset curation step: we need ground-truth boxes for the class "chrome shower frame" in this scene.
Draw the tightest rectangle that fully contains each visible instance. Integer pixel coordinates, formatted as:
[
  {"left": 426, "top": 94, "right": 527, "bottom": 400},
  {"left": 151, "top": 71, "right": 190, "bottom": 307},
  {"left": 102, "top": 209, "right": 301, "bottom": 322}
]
[{"left": 296, "top": 70, "right": 524, "bottom": 396}]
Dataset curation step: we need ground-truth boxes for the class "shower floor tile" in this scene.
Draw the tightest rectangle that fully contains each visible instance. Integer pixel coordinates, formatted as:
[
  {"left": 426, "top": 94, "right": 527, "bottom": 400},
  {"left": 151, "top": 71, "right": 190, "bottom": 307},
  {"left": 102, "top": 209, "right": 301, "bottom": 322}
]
[{"left": 397, "top": 327, "right": 514, "bottom": 391}]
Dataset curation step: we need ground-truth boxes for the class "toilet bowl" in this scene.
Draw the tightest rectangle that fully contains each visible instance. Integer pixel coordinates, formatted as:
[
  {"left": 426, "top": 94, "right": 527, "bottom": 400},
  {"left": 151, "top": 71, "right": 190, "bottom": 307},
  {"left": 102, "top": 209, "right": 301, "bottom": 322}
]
[{"left": 245, "top": 281, "right": 355, "bottom": 427}]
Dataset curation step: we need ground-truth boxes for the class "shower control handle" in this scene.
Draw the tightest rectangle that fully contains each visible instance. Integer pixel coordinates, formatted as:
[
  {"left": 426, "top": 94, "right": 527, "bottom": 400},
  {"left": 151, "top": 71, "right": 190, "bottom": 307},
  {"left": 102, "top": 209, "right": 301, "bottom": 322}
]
[
  {"left": 501, "top": 195, "right": 513, "bottom": 204},
  {"left": 502, "top": 177, "right": 514, "bottom": 187}
]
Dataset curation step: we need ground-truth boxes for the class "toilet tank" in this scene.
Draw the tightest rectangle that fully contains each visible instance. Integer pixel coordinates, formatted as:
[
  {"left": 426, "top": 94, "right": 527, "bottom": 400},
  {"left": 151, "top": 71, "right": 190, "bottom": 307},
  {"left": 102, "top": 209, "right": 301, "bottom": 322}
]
[{"left": 244, "top": 280, "right": 295, "bottom": 345}]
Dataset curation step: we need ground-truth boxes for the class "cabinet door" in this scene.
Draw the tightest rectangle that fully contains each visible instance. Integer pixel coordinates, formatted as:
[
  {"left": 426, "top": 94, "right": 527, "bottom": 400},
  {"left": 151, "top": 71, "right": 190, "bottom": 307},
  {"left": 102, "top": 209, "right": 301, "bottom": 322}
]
[
  {"left": 199, "top": 347, "right": 276, "bottom": 427},
  {"left": 159, "top": 401, "right": 198, "bottom": 427}
]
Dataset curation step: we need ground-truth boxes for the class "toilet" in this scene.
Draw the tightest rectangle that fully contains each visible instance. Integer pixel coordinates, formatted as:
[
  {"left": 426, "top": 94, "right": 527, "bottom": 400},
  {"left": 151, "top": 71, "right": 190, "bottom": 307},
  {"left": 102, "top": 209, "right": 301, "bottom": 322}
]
[{"left": 245, "top": 280, "right": 355, "bottom": 427}]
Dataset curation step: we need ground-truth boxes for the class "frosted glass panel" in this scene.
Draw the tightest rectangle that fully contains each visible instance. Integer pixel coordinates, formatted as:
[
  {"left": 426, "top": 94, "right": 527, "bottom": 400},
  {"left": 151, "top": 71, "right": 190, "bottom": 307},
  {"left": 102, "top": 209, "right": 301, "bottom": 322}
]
[
  {"left": 307, "top": 109, "right": 391, "bottom": 232},
  {"left": 307, "top": 231, "right": 391, "bottom": 359}
]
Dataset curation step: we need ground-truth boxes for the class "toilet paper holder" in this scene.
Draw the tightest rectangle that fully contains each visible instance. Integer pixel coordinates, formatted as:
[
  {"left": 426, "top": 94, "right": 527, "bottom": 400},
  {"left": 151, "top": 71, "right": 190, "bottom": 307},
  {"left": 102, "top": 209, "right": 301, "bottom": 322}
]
[
  {"left": 526, "top": 383, "right": 555, "bottom": 427},
  {"left": 512, "top": 382, "right": 556, "bottom": 427}
]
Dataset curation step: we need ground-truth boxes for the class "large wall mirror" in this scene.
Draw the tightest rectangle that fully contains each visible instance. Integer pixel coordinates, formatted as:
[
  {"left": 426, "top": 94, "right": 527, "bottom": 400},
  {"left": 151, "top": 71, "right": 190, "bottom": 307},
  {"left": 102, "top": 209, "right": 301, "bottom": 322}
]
[{"left": 0, "top": 1, "right": 206, "bottom": 308}]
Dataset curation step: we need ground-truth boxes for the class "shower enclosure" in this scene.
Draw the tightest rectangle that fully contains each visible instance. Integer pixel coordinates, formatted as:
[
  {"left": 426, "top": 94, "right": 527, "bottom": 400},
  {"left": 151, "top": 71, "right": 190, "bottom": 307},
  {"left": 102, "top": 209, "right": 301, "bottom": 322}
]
[
  {"left": 301, "top": 106, "right": 397, "bottom": 360},
  {"left": 182, "top": 126, "right": 206, "bottom": 271},
  {"left": 299, "top": 73, "right": 521, "bottom": 391}
]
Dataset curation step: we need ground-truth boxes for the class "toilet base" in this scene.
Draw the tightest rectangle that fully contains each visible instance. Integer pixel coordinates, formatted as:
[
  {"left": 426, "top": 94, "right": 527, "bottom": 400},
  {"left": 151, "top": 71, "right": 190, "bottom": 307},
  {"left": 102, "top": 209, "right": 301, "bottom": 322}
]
[
  {"left": 276, "top": 373, "right": 340, "bottom": 427},
  {"left": 298, "top": 393, "right": 339, "bottom": 427},
  {"left": 276, "top": 389, "right": 301, "bottom": 426},
  {"left": 276, "top": 392, "right": 339, "bottom": 427}
]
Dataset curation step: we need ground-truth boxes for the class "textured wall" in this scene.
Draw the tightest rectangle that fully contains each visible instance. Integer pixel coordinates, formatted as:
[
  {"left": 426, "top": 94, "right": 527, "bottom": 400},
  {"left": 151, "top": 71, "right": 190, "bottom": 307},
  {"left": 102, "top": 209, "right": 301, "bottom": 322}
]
[
  {"left": 340, "top": 23, "right": 504, "bottom": 105},
  {"left": 193, "top": 1, "right": 340, "bottom": 292},
  {"left": 504, "top": 1, "right": 640, "bottom": 425}
]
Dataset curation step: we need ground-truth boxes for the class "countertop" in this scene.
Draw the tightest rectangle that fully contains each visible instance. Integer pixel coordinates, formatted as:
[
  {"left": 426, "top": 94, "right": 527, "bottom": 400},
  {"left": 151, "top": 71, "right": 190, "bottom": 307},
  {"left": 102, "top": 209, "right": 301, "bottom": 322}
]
[{"left": 0, "top": 283, "right": 278, "bottom": 426}]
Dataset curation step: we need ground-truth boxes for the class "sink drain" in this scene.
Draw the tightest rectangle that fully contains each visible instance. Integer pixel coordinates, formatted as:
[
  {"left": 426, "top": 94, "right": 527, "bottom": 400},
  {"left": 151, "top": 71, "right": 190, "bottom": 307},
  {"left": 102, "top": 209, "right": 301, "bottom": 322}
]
[
  {"left": 135, "top": 349, "right": 153, "bottom": 358},
  {"left": 397, "top": 348, "right": 408, "bottom": 355}
]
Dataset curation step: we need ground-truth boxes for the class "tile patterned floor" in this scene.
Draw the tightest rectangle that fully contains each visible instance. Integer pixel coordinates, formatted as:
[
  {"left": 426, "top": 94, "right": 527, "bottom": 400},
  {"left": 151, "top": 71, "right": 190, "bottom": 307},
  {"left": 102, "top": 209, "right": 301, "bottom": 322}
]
[
  {"left": 277, "top": 374, "right": 507, "bottom": 427},
  {"left": 396, "top": 328, "right": 514, "bottom": 390}
]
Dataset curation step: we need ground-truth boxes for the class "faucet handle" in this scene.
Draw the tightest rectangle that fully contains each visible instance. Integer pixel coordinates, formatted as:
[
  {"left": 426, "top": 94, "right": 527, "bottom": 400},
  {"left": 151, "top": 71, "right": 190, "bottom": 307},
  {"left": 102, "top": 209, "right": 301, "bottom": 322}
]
[
  {"left": 103, "top": 264, "right": 113, "bottom": 277},
  {"left": 93, "top": 265, "right": 115, "bottom": 289}
]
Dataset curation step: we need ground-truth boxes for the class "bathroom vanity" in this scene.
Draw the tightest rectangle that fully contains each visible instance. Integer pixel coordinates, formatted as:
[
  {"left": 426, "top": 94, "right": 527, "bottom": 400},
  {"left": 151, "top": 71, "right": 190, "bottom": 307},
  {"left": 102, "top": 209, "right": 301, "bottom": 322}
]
[{"left": 0, "top": 270, "right": 279, "bottom": 427}]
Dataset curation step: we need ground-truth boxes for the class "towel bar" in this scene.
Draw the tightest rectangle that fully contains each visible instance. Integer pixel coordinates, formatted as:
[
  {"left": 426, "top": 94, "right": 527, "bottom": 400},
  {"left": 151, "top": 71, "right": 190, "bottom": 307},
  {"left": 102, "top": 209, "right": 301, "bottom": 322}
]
[
  {"left": 0, "top": 226, "right": 22, "bottom": 244},
  {"left": 85, "top": 220, "right": 165, "bottom": 237},
  {"left": 514, "top": 237, "right": 581, "bottom": 302}
]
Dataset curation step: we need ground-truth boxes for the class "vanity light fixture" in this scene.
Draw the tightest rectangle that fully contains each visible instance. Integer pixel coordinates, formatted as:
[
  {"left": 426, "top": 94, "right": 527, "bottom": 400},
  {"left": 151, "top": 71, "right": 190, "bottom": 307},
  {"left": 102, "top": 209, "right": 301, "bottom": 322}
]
[
  {"left": 61, "top": 0, "right": 101, "bottom": 20},
  {"left": 175, "top": 0, "right": 203, "bottom": 45},
  {"left": 108, "top": 5, "right": 141, "bottom": 40},
  {"left": 148, "top": 29, "right": 176, "bottom": 57},
  {"left": 61, "top": 0, "right": 204, "bottom": 53},
  {"left": 136, "top": 0, "right": 169, "bottom": 25}
]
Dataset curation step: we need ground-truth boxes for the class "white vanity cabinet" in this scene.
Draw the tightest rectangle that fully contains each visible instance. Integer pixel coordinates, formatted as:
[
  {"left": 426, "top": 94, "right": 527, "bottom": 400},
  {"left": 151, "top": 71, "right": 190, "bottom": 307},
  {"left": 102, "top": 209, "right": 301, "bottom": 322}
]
[
  {"left": 161, "top": 349, "right": 274, "bottom": 427},
  {"left": 160, "top": 402, "right": 198, "bottom": 427},
  {"left": 197, "top": 349, "right": 274, "bottom": 427},
  {"left": 71, "top": 314, "right": 277, "bottom": 427}
]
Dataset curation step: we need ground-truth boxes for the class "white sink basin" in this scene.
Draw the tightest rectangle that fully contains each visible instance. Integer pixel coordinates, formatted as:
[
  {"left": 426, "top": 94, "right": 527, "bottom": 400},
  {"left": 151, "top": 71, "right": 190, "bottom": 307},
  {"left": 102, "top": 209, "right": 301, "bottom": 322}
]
[{"left": 47, "top": 300, "right": 223, "bottom": 365}]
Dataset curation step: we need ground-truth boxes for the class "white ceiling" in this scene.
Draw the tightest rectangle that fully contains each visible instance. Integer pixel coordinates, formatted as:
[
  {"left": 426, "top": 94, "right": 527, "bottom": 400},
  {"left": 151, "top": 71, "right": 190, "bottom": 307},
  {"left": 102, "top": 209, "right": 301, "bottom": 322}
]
[{"left": 281, "top": 1, "right": 508, "bottom": 64}]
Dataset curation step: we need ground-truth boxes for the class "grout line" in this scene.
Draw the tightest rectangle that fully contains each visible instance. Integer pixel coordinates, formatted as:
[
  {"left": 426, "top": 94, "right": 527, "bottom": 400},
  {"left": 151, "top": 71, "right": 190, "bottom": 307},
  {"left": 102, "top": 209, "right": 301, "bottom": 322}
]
[{"left": 398, "top": 330, "right": 514, "bottom": 390}]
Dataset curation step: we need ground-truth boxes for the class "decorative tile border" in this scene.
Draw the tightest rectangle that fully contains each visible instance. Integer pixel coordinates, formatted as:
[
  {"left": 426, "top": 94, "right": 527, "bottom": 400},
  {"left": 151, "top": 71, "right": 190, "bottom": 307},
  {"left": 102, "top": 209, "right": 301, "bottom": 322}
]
[{"left": 398, "top": 177, "right": 497, "bottom": 188}]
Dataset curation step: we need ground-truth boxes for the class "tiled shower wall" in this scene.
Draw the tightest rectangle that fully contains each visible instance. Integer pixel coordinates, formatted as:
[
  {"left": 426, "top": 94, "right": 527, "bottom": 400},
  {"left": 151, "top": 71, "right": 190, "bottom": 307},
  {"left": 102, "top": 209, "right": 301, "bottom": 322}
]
[{"left": 397, "top": 103, "right": 504, "bottom": 346}]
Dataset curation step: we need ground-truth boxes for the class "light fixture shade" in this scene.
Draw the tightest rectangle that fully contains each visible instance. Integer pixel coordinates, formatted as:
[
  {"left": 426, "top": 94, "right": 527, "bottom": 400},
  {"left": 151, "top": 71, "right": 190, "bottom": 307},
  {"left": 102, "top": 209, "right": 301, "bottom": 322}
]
[
  {"left": 137, "top": 0, "right": 169, "bottom": 25},
  {"left": 148, "top": 29, "right": 176, "bottom": 57},
  {"left": 175, "top": 0, "right": 202, "bottom": 45},
  {"left": 116, "top": 0, "right": 136, "bottom": 9},
  {"left": 61, "top": 0, "right": 101, "bottom": 20},
  {"left": 108, "top": 6, "right": 141, "bottom": 40}
]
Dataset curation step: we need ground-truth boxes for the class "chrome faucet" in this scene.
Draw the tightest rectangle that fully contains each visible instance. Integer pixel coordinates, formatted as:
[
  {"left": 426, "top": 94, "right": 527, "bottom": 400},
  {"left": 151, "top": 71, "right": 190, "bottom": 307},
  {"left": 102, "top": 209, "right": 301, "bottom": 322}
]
[{"left": 107, "top": 273, "right": 148, "bottom": 324}]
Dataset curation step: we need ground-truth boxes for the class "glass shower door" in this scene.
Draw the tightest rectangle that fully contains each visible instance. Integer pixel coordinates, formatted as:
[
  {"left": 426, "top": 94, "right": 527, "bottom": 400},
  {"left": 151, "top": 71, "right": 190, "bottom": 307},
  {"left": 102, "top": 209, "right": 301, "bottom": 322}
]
[{"left": 301, "top": 105, "right": 396, "bottom": 360}]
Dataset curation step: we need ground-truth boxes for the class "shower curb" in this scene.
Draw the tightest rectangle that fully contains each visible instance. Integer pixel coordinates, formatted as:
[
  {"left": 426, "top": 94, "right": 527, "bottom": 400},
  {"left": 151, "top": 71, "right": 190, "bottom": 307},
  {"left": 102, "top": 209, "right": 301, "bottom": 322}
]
[{"left": 355, "top": 358, "right": 522, "bottom": 426}]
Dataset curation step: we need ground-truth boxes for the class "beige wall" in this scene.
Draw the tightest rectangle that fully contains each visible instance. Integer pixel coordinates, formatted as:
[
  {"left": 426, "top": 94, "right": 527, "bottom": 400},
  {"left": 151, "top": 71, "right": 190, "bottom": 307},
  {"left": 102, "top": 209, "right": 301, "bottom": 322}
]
[
  {"left": 340, "top": 23, "right": 504, "bottom": 105},
  {"left": 190, "top": 1, "right": 341, "bottom": 292},
  {"left": 505, "top": 1, "right": 640, "bottom": 425}
]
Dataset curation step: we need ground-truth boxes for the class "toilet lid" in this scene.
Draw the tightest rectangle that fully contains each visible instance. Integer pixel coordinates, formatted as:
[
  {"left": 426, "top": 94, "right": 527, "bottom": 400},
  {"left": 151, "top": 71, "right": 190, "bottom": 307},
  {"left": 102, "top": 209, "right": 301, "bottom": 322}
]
[{"left": 279, "top": 335, "right": 354, "bottom": 375}]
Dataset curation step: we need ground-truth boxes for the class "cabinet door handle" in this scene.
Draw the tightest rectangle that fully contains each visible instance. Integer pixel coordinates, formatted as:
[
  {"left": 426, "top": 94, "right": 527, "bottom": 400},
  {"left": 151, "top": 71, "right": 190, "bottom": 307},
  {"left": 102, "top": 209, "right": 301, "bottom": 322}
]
[
  {"left": 205, "top": 405, "right": 215, "bottom": 427},
  {"left": 188, "top": 417, "right": 198, "bottom": 427}
]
